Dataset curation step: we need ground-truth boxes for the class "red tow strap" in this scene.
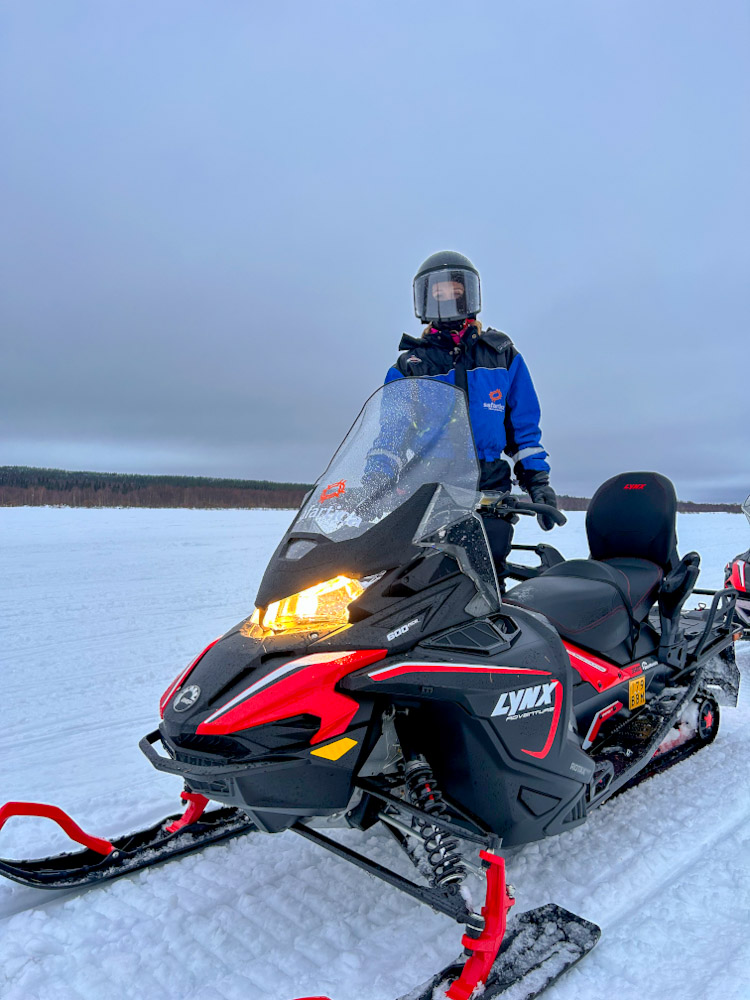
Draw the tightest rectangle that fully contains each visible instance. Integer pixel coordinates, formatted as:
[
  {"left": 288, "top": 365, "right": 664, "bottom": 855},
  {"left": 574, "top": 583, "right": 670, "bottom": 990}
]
[
  {"left": 164, "top": 791, "right": 209, "bottom": 834},
  {"left": 0, "top": 801, "right": 114, "bottom": 856},
  {"left": 446, "top": 850, "right": 515, "bottom": 1000}
]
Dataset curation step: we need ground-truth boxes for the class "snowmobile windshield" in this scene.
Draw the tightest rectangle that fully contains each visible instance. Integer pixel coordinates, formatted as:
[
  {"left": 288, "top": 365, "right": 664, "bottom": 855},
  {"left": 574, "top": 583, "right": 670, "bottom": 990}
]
[
  {"left": 743, "top": 494, "right": 750, "bottom": 527},
  {"left": 295, "top": 378, "right": 479, "bottom": 540},
  {"left": 413, "top": 268, "right": 481, "bottom": 324},
  {"left": 287, "top": 378, "right": 500, "bottom": 611}
]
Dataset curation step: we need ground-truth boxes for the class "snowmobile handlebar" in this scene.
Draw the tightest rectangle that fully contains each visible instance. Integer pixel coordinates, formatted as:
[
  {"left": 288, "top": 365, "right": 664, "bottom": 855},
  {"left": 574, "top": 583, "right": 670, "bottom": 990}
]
[{"left": 479, "top": 493, "right": 567, "bottom": 527}]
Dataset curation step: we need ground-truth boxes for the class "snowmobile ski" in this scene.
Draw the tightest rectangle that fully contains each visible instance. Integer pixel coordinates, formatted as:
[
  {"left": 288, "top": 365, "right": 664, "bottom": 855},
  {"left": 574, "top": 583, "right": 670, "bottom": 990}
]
[
  {"left": 400, "top": 903, "right": 601, "bottom": 1000},
  {"left": 0, "top": 793, "right": 255, "bottom": 890}
]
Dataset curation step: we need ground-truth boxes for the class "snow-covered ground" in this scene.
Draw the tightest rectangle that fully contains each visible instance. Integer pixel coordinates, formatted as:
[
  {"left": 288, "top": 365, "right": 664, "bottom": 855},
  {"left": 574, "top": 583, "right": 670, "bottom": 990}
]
[{"left": 1, "top": 507, "right": 748, "bottom": 1000}]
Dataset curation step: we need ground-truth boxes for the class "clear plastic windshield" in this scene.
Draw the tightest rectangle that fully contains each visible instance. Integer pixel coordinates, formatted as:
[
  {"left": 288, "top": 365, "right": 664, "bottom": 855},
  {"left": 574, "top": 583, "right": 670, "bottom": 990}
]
[
  {"left": 743, "top": 494, "right": 750, "bottom": 528},
  {"left": 291, "top": 378, "right": 500, "bottom": 612},
  {"left": 295, "top": 378, "right": 479, "bottom": 539}
]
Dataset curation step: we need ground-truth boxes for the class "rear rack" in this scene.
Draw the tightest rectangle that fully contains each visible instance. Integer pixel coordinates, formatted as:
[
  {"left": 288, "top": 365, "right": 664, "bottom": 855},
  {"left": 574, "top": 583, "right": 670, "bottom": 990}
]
[{"left": 681, "top": 587, "right": 738, "bottom": 667}]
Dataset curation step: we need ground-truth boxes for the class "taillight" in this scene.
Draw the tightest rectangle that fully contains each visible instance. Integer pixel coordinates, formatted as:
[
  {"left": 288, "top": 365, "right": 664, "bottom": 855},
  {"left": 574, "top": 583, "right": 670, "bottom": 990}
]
[{"left": 159, "top": 638, "right": 222, "bottom": 717}]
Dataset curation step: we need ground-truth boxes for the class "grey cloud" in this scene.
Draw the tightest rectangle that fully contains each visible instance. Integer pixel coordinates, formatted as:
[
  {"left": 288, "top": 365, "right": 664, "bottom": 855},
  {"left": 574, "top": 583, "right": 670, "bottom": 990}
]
[{"left": 1, "top": 1, "right": 748, "bottom": 502}]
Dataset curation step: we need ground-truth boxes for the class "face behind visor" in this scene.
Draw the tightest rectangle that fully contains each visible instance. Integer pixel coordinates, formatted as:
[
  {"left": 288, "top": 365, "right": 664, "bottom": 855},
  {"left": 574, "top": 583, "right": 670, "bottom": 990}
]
[
  {"left": 413, "top": 267, "right": 482, "bottom": 325},
  {"left": 413, "top": 251, "right": 482, "bottom": 325}
]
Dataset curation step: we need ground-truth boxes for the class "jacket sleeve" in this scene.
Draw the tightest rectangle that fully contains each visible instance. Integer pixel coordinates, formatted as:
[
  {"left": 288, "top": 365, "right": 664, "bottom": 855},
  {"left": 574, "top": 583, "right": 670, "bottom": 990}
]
[
  {"left": 504, "top": 353, "right": 550, "bottom": 476},
  {"left": 363, "top": 361, "right": 408, "bottom": 478}
]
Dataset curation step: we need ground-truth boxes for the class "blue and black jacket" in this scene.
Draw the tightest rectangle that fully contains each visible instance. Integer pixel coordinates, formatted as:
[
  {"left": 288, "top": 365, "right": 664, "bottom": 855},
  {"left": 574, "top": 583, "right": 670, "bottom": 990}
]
[{"left": 379, "top": 325, "right": 549, "bottom": 491}]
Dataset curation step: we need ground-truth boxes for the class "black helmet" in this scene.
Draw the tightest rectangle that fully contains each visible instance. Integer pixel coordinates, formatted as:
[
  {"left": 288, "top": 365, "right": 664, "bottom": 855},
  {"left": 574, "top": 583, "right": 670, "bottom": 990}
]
[{"left": 413, "top": 250, "right": 481, "bottom": 326}]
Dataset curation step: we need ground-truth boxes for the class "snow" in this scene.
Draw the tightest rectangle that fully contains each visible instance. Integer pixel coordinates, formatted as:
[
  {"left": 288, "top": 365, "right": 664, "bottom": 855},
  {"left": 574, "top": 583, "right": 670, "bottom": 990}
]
[{"left": 1, "top": 506, "right": 749, "bottom": 1000}]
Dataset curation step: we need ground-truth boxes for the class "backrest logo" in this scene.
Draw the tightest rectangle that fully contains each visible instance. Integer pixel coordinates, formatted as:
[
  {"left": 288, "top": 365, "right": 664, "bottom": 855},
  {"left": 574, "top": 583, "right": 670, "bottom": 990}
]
[{"left": 624, "top": 484, "right": 646, "bottom": 490}]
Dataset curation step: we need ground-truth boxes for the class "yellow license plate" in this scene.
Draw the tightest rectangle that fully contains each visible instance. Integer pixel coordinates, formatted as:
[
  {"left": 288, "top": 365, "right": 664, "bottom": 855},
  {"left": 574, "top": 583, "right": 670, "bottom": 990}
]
[{"left": 629, "top": 675, "right": 646, "bottom": 710}]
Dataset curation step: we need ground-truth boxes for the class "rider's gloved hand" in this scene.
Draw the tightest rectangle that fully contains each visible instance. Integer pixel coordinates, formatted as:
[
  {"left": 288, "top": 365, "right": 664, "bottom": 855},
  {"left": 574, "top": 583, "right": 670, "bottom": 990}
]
[
  {"left": 362, "top": 458, "right": 398, "bottom": 496},
  {"left": 518, "top": 470, "right": 558, "bottom": 531}
]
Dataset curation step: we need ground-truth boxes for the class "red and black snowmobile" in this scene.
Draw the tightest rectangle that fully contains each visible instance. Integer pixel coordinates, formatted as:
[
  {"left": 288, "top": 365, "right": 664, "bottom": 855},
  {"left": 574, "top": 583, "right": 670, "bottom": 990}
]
[
  {"left": 723, "top": 495, "right": 750, "bottom": 638},
  {"left": 0, "top": 379, "right": 742, "bottom": 1000}
]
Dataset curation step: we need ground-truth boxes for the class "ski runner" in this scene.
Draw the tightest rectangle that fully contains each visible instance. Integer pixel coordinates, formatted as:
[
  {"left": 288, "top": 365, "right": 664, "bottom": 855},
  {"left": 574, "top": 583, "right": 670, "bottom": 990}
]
[{"left": 367, "top": 250, "right": 558, "bottom": 585}]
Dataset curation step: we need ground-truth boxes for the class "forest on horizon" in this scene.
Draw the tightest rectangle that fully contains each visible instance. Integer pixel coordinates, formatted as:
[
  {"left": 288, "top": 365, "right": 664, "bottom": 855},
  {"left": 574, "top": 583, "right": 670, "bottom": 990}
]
[{"left": 0, "top": 466, "right": 741, "bottom": 514}]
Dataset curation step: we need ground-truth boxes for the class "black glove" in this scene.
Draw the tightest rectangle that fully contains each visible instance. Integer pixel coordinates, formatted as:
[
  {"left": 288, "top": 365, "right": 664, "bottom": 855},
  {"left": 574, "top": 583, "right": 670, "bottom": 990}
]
[
  {"left": 361, "top": 466, "right": 397, "bottom": 497},
  {"left": 518, "top": 470, "right": 558, "bottom": 531}
]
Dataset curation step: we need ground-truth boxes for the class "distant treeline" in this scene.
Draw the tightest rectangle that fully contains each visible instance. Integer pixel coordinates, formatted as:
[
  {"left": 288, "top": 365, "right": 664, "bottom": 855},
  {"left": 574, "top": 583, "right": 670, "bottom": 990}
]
[
  {"left": 0, "top": 467, "right": 741, "bottom": 513},
  {"left": 0, "top": 467, "right": 311, "bottom": 509},
  {"left": 557, "top": 495, "right": 741, "bottom": 514}
]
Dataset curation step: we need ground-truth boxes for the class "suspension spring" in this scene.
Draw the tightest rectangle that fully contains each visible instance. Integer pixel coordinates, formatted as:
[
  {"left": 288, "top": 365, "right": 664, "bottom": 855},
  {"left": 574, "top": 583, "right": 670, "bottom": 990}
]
[{"left": 404, "top": 757, "right": 466, "bottom": 888}]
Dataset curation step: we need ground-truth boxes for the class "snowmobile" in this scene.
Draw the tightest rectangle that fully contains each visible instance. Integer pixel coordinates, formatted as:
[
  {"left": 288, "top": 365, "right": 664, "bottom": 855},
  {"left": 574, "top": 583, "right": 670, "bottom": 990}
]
[
  {"left": 722, "top": 494, "right": 750, "bottom": 638},
  {"left": 0, "top": 378, "right": 742, "bottom": 1000}
]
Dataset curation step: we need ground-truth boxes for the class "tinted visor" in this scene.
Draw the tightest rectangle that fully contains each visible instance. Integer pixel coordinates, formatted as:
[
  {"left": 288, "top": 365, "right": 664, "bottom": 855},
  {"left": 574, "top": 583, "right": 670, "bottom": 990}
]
[{"left": 413, "top": 268, "right": 481, "bottom": 324}]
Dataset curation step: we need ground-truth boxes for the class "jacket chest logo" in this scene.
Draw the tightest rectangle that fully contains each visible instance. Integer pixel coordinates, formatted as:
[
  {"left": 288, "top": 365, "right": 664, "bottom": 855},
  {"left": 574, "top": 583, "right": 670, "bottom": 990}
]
[{"left": 483, "top": 388, "right": 505, "bottom": 412}]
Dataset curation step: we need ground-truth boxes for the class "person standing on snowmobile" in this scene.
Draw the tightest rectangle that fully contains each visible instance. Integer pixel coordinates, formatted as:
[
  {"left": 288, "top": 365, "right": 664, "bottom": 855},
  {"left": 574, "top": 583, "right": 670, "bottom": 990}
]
[{"left": 371, "top": 250, "right": 557, "bottom": 581}]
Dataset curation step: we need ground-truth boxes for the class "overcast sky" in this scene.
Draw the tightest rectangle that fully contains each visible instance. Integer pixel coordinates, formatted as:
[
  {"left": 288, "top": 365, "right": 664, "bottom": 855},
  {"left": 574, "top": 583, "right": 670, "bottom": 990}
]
[{"left": 1, "top": 1, "right": 748, "bottom": 501}]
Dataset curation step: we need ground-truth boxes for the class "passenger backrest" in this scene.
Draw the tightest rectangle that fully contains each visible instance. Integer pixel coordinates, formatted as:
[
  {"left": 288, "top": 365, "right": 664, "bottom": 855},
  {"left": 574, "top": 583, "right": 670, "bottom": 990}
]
[{"left": 586, "top": 472, "right": 679, "bottom": 571}]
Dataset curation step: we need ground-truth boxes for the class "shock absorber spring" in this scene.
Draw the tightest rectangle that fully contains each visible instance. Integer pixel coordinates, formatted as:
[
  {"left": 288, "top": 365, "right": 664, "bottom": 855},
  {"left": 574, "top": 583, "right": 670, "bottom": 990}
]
[{"left": 404, "top": 756, "right": 466, "bottom": 888}]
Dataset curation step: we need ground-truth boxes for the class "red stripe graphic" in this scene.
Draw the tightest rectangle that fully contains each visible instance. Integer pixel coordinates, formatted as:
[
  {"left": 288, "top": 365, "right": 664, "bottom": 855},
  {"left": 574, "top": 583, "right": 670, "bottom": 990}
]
[
  {"left": 160, "top": 637, "right": 222, "bottom": 717},
  {"left": 369, "top": 663, "right": 552, "bottom": 682},
  {"left": 563, "top": 641, "right": 642, "bottom": 693},
  {"left": 520, "top": 681, "right": 563, "bottom": 759}
]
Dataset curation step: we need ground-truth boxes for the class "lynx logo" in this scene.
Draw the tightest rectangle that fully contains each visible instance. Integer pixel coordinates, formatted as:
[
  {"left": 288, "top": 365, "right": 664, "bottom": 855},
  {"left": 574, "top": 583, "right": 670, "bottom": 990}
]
[
  {"left": 173, "top": 684, "right": 201, "bottom": 712},
  {"left": 492, "top": 682, "right": 557, "bottom": 720},
  {"left": 387, "top": 618, "right": 420, "bottom": 642}
]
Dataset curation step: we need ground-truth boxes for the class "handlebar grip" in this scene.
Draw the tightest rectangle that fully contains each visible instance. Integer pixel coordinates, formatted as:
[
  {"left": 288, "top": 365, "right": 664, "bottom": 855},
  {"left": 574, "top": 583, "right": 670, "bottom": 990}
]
[{"left": 524, "top": 502, "right": 568, "bottom": 526}]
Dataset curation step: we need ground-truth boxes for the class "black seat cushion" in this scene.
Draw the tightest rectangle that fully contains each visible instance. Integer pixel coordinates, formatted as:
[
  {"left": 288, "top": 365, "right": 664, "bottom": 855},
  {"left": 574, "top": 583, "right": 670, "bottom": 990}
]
[
  {"left": 601, "top": 557, "right": 663, "bottom": 621},
  {"left": 587, "top": 472, "right": 678, "bottom": 571},
  {"left": 504, "top": 557, "right": 663, "bottom": 653}
]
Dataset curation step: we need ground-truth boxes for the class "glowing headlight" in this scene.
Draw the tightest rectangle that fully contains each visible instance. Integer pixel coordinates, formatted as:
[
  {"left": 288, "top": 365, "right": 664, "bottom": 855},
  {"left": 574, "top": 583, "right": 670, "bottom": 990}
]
[{"left": 250, "top": 575, "right": 366, "bottom": 633}]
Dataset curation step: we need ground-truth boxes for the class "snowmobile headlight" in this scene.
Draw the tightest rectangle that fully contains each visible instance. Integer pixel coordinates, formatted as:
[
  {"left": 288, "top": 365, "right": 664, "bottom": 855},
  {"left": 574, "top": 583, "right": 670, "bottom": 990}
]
[{"left": 250, "top": 575, "right": 366, "bottom": 633}]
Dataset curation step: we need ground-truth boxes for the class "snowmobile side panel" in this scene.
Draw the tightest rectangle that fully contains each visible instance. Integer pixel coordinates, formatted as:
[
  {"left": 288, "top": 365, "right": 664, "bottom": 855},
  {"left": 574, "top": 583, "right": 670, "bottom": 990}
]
[{"left": 346, "top": 607, "right": 594, "bottom": 847}]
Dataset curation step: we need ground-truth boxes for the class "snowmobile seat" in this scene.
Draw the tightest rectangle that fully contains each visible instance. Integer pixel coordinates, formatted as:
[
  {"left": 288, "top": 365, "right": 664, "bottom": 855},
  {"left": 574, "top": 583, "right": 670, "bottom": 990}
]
[
  {"left": 504, "top": 557, "right": 663, "bottom": 653},
  {"left": 505, "top": 472, "right": 685, "bottom": 657}
]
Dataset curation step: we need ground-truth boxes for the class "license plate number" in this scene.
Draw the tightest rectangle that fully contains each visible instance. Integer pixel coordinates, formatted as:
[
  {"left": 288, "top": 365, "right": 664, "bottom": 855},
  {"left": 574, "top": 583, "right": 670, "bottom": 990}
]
[{"left": 629, "top": 675, "right": 646, "bottom": 710}]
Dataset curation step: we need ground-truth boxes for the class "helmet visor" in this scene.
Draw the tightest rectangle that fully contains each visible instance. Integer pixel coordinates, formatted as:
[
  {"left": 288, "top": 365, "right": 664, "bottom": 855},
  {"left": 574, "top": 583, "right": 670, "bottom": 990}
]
[{"left": 413, "top": 268, "right": 481, "bottom": 324}]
